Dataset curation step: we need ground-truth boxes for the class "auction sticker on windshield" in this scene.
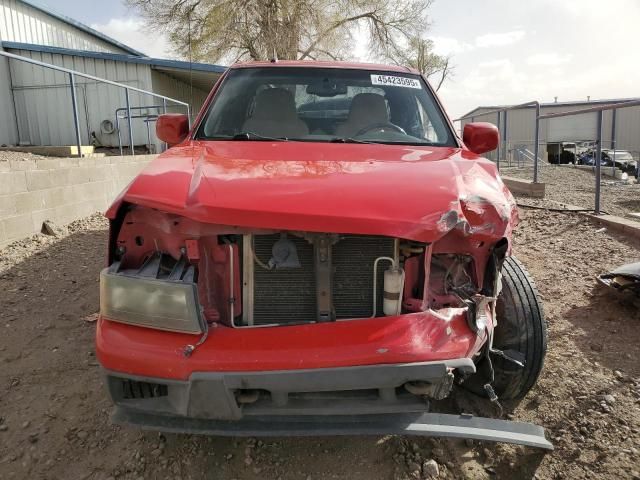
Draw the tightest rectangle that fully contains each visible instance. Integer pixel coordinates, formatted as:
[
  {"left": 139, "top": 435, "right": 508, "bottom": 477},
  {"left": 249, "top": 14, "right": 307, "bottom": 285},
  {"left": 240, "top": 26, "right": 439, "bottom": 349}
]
[{"left": 370, "top": 74, "right": 421, "bottom": 89}]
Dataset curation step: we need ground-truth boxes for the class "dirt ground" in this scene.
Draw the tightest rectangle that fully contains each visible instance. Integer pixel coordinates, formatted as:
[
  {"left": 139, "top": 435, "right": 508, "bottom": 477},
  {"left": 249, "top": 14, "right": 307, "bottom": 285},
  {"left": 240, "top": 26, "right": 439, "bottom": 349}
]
[
  {"left": 503, "top": 164, "right": 640, "bottom": 218},
  {"left": 1, "top": 203, "right": 639, "bottom": 479}
]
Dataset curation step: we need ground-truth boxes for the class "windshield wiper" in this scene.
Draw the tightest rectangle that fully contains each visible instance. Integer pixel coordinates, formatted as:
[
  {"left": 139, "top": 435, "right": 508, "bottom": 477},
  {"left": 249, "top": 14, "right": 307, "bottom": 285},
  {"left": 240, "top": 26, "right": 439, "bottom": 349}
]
[
  {"left": 329, "top": 137, "right": 378, "bottom": 144},
  {"left": 232, "top": 132, "right": 289, "bottom": 141},
  {"left": 375, "top": 140, "right": 440, "bottom": 146},
  {"left": 330, "top": 137, "right": 438, "bottom": 146}
]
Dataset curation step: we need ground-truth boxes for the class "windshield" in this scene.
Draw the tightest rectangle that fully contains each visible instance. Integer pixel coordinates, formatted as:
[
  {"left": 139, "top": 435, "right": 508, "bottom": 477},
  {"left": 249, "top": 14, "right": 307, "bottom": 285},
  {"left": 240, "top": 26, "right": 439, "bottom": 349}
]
[{"left": 196, "top": 67, "right": 456, "bottom": 146}]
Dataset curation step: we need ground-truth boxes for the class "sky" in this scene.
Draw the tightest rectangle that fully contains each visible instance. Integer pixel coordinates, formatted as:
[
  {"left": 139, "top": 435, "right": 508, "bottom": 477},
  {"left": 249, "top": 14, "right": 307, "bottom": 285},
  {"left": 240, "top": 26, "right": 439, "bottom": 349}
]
[{"left": 44, "top": 0, "right": 640, "bottom": 118}]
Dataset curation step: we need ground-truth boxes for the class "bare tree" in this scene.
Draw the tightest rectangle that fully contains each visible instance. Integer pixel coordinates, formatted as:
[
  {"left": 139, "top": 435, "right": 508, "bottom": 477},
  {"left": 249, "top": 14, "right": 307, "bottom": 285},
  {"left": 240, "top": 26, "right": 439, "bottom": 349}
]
[
  {"left": 126, "top": 0, "right": 451, "bottom": 84},
  {"left": 390, "top": 36, "right": 452, "bottom": 90}
]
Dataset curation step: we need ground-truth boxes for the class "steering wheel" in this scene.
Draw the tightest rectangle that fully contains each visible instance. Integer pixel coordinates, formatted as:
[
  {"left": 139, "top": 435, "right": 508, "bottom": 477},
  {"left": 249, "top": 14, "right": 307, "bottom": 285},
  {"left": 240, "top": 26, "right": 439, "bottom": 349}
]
[{"left": 354, "top": 122, "right": 407, "bottom": 137}]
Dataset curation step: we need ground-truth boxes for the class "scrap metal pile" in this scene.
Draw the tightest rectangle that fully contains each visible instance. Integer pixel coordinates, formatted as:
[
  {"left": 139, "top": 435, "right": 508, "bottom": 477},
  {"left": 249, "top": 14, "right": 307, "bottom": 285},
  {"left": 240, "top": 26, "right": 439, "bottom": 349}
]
[{"left": 598, "top": 262, "right": 640, "bottom": 296}]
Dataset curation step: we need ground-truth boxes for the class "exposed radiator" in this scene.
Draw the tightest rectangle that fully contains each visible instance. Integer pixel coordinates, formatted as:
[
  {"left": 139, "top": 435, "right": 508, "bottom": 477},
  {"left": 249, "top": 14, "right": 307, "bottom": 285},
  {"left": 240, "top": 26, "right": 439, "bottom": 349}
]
[
  {"left": 250, "top": 234, "right": 395, "bottom": 325},
  {"left": 253, "top": 234, "right": 316, "bottom": 325},
  {"left": 333, "top": 236, "right": 395, "bottom": 319}
]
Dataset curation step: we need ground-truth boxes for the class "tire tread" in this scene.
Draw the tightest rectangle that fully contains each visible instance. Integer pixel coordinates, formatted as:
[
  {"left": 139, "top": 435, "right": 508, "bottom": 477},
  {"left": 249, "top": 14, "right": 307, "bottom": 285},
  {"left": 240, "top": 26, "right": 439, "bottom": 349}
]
[{"left": 496, "top": 256, "right": 547, "bottom": 399}]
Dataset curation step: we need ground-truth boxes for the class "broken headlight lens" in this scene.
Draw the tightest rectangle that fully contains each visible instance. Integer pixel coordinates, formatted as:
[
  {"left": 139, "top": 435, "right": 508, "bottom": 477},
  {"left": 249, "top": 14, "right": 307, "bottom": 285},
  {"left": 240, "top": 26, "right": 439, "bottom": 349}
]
[{"left": 99, "top": 269, "right": 203, "bottom": 334}]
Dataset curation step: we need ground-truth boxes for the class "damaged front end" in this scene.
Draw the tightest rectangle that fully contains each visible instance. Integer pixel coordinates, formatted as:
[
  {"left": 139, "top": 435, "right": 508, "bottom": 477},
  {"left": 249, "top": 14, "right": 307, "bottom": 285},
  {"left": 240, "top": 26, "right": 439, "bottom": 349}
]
[
  {"left": 101, "top": 192, "right": 513, "bottom": 344},
  {"left": 95, "top": 199, "right": 553, "bottom": 449},
  {"left": 96, "top": 144, "right": 553, "bottom": 449}
]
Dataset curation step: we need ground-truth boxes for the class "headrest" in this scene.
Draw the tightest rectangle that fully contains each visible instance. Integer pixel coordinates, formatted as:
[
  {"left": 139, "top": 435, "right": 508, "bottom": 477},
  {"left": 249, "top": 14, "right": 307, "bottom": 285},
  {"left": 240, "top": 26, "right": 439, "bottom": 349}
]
[
  {"left": 252, "top": 88, "right": 298, "bottom": 120},
  {"left": 347, "top": 93, "right": 388, "bottom": 123}
]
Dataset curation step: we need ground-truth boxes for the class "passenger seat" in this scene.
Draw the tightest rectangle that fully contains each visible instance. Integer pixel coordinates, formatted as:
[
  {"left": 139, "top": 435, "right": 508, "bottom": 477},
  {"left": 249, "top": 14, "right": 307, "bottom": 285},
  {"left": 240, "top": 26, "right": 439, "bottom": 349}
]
[{"left": 242, "top": 88, "right": 309, "bottom": 138}]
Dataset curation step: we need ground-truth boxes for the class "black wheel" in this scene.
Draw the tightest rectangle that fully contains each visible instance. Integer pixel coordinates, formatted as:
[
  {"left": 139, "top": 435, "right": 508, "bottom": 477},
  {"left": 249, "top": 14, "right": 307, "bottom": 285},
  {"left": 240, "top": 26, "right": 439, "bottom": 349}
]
[{"left": 465, "top": 256, "right": 547, "bottom": 400}]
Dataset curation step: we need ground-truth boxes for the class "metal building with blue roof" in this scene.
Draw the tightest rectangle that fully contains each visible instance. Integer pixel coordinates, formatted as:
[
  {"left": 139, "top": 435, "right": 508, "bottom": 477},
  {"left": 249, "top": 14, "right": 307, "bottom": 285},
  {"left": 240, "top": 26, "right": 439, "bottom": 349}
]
[{"left": 0, "top": 0, "right": 226, "bottom": 150}]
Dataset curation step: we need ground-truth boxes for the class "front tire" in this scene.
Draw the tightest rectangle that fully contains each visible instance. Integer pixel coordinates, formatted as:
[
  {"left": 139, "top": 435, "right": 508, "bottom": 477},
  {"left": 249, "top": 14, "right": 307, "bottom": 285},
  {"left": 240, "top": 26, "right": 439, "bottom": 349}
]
[{"left": 466, "top": 256, "right": 547, "bottom": 400}]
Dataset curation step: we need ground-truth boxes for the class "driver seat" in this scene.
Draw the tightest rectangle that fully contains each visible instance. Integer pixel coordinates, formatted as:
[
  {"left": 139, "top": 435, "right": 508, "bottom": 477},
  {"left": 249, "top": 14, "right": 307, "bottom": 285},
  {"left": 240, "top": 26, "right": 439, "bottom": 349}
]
[{"left": 335, "top": 93, "right": 388, "bottom": 138}]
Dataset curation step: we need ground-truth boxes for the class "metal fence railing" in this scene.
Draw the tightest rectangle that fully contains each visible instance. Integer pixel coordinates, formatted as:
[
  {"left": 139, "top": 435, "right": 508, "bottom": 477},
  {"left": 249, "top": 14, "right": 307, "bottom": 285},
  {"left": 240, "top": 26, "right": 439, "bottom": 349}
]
[
  {"left": 114, "top": 105, "right": 164, "bottom": 155},
  {"left": 454, "top": 98, "right": 640, "bottom": 215},
  {"left": 537, "top": 99, "right": 640, "bottom": 214},
  {"left": 453, "top": 101, "right": 543, "bottom": 182},
  {"left": 0, "top": 50, "right": 190, "bottom": 157}
]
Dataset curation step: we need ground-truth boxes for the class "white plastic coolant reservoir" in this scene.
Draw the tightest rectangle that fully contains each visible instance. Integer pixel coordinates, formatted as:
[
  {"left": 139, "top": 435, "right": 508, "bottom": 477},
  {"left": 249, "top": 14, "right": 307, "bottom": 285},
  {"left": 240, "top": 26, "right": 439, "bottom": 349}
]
[{"left": 383, "top": 267, "right": 404, "bottom": 316}]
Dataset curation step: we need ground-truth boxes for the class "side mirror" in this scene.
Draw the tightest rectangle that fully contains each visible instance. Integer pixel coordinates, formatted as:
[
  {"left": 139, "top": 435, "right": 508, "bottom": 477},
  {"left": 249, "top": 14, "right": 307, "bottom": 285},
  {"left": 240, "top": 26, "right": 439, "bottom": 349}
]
[
  {"left": 463, "top": 122, "right": 500, "bottom": 155},
  {"left": 156, "top": 114, "right": 189, "bottom": 145}
]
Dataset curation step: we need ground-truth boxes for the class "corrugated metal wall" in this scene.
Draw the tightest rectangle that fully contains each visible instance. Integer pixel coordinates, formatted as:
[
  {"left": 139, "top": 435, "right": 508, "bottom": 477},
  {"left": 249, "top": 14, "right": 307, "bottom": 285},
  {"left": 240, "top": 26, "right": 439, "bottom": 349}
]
[
  {"left": 501, "top": 109, "right": 536, "bottom": 146},
  {"left": 613, "top": 107, "right": 640, "bottom": 152},
  {"left": 0, "top": 0, "right": 158, "bottom": 148},
  {"left": 0, "top": 0, "right": 127, "bottom": 53},
  {"left": 150, "top": 69, "right": 209, "bottom": 121},
  {"left": 0, "top": 45, "right": 18, "bottom": 145},
  {"left": 0, "top": 1, "right": 208, "bottom": 151},
  {"left": 8, "top": 48, "right": 155, "bottom": 147}
]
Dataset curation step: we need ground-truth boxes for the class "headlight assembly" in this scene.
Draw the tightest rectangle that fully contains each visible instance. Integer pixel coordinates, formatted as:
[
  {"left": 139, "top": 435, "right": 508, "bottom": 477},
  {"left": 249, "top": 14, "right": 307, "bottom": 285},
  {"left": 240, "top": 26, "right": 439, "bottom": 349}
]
[{"left": 100, "top": 268, "right": 204, "bottom": 334}]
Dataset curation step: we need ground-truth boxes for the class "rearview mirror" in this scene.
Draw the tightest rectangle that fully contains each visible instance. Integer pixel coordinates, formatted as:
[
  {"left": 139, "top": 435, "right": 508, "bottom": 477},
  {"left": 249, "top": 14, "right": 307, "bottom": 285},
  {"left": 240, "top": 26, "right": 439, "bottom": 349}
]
[
  {"left": 463, "top": 122, "right": 499, "bottom": 155},
  {"left": 156, "top": 114, "right": 189, "bottom": 145},
  {"left": 306, "top": 79, "right": 348, "bottom": 97}
]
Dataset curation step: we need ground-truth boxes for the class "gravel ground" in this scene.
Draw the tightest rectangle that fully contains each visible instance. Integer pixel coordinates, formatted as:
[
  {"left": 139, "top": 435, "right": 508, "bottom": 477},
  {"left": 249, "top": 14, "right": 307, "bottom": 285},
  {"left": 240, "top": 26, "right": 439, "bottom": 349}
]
[
  {"left": 0, "top": 207, "right": 639, "bottom": 480},
  {"left": 0, "top": 151, "right": 52, "bottom": 164},
  {"left": 503, "top": 164, "right": 640, "bottom": 218}
]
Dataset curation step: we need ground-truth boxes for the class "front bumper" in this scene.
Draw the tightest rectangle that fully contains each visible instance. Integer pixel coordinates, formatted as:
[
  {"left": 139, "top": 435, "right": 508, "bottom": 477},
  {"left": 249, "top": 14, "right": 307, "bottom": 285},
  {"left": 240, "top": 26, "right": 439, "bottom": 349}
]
[
  {"left": 104, "top": 361, "right": 553, "bottom": 450},
  {"left": 114, "top": 409, "right": 553, "bottom": 450},
  {"left": 96, "top": 310, "right": 486, "bottom": 380},
  {"left": 106, "top": 359, "right": 475, "bottom": 419}
]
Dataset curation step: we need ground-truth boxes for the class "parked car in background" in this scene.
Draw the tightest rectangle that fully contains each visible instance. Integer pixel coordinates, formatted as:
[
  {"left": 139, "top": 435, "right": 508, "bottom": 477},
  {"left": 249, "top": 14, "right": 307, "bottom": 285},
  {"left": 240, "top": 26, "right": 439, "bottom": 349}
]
[{"left": 578, "top": 149, "right": 638, "bottom": 174}]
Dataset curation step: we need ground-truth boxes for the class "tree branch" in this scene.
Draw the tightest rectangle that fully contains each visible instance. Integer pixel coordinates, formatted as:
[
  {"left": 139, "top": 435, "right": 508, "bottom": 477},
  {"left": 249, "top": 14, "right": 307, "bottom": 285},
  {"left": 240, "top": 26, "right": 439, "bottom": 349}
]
[{"left": 298, "top": 11, "right": 378, "bottom": 60}]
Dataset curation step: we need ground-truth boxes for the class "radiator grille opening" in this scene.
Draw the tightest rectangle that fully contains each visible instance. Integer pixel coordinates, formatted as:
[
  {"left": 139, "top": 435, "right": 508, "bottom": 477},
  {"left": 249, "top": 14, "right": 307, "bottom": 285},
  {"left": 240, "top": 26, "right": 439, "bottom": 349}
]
[{"left": 249, "top": 234, "right": 395, "bottom": 325}]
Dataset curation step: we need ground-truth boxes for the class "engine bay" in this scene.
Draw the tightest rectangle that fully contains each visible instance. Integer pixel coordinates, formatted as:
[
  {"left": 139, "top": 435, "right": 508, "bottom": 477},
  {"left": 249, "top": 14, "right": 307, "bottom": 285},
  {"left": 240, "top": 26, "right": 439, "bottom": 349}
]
[{"left": 108, "top": 205, "right": 500, "bottom": 330}]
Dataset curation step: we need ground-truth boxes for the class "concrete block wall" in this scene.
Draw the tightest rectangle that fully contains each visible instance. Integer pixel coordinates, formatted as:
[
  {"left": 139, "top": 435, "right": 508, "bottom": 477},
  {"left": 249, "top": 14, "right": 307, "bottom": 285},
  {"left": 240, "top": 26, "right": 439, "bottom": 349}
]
[{"left": 0, "top": 154, "right": 157, "bottom": 247}]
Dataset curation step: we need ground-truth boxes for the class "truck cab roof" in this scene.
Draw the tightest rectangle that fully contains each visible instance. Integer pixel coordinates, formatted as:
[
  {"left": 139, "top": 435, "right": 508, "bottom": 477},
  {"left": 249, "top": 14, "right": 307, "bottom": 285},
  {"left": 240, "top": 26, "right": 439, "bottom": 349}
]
[{"left": 230, "top": 60, "right": 421, "bottom": 75}]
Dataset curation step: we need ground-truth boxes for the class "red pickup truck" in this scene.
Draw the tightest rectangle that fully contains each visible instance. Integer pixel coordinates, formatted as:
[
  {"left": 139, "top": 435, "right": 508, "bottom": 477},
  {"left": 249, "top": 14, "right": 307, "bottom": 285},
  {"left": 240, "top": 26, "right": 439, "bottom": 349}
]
[{"left": 96, "top": 61, "right": 550, "bottom": 449}]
